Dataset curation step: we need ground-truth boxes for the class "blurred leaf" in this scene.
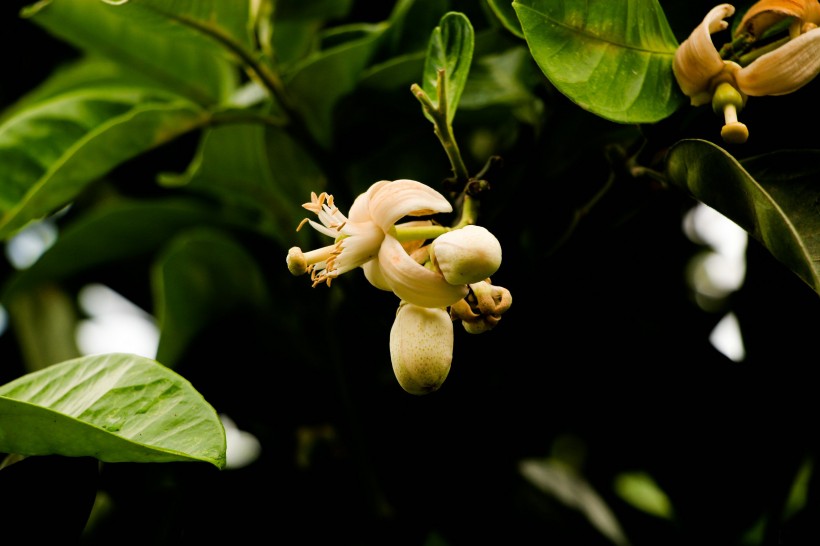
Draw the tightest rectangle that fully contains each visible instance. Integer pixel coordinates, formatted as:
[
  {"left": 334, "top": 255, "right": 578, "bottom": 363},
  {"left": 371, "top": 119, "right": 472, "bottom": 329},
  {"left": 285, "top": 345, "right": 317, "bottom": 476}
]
[
  {"left": 613, "top": 471, "right": 674, "bottom": 519},
  {"left": 5, "top": 284, "right": 81, "bottom": 373},
  {"left": 23, "top": 0, "right": 239, "bottom": 104},
  {"left": 117, "top": 0, "right": 255, "bottom": 51},
  {"left": 783, "top": 457, "right": 813, "bottom": 520},
  {"left": 665, "top": 140, "right": 820, "bottom": 297},
  {"left": 270, "top": 0, "right": 356, "bottom": 64},
  {"left": 0, "top": 353, "right": 226, "bottom": 468},
  {"left": 151, "top": 228, "right": 270, "bottom": 368},
  {"left": 1, "top": 199, "right": 220, "bottom": 300},
  {"left": 381, "top": 0, "right": 451, "bottom": 57},
  {"left": 460, "top": 44, "right": 541, "bottom": 113},
  {"left": 519, "top": 457, "right": 630, "bottom": 546},
  {"left": 159, "top": 122, "right": 325, "bottom": 244},
  {"left": 421, "top": 11, "right": 474, "bottom": 124},
  {"left": 0, "top": 89, "right": 206, "bottom": 240},
  {"left": 513, "top": 0, "right": 685, "bottom": 123},
  {"left": 286, "top": 24, "right": 387, "bottom": 148},
  {"left": 486, "top": 0, "right": 524, "bottom": 38}
]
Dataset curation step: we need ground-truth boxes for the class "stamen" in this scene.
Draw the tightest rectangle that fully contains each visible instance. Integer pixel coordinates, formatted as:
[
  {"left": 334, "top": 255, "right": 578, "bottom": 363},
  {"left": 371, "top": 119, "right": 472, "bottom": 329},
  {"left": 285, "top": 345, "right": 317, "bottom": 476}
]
[{"left": 296, "top": 218, "right": 310, "bottom": 231}]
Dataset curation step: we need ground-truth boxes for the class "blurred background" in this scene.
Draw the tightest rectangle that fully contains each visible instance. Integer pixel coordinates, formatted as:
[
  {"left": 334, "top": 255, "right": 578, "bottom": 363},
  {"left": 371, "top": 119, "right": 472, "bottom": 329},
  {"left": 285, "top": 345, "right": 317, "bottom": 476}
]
[{"left": 2, "top": 1, "right": 820, "bottom": 544}]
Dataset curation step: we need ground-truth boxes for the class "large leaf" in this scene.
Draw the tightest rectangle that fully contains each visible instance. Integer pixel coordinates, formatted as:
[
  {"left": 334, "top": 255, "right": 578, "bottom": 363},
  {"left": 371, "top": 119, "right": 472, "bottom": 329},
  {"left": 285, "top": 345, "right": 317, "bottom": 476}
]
[
  {"left": 0, "top": 88, "right": 207, "bottom": 240},
  {"left": 0, "top": 353, "right": 226, "bottom": 467},
  {"left": 513, "top": 0, "right": 685, "bottom": 123},
  {"left": 486, "top": 0, "right": 524, "bottom": 38},
  {"left": 285, "top": 24, "right": 386, "bottom": 148},
  {"left": 22, "top": 0, "right": 239, "bottom": 104},
  {"left": 159, "top": 122, "right": 325, "bottom": 244},
  {"left": 1, "top": 199, "right": 220, "bottom": 299},
  {"left": 665, "top": 139, "right": 820, "bottom": 296},
  {"left": 421, "top": 11, "right": 474, "bottom": 124},
  {"left": 151, "top": 228, "right": 270, "bottom": 368}
]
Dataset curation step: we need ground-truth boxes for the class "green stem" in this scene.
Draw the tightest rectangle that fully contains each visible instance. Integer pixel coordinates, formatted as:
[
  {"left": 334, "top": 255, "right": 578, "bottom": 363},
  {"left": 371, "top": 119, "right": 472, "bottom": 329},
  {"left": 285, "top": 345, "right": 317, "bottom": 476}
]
[
  {"left": 737, "top": 36, "right": 790, "bottom": 65},
  {"left": 394, "top": 224, "right": 451, "bottom": 242}
]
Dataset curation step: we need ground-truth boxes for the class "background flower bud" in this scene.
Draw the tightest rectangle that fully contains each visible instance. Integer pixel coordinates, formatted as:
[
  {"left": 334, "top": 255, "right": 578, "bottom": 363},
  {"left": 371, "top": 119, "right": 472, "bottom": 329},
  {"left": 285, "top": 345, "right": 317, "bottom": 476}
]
[
  {"left": 389, "top": 303, "right": 453, "bottom": 395},
  {"left": 430, "top": 225, "right": 502, "bottom": 285}
]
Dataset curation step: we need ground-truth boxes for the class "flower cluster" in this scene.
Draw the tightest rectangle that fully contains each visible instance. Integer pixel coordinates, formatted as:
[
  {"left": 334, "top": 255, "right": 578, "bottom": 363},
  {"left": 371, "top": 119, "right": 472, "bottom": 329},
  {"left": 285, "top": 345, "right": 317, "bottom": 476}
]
[
  {"left": 673, "top": 0, "right": 820, "bottom": 143},
  {"left": 287, "top": 179, "right": 511, "bottom": 395}
]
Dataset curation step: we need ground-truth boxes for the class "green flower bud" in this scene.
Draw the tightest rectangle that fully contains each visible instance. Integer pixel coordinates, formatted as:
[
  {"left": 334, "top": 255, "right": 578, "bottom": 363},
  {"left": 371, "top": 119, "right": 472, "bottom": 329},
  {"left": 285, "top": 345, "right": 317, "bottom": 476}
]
[
  {"left": 429, "top": 225, "right": 502, "bottom": 286},
  {"left": 389, "top": 302, "right": 453, "bottom": 395}
]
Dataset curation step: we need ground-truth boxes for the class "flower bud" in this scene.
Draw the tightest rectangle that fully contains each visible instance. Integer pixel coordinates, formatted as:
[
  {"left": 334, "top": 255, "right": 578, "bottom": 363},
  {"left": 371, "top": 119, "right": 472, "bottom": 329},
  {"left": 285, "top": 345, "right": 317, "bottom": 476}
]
[
  {"left": 389, "top": 302, "right": 453, "bottom": 395},
  {"left": 429, "top": 225, "right": 502, "bottom": 286}
]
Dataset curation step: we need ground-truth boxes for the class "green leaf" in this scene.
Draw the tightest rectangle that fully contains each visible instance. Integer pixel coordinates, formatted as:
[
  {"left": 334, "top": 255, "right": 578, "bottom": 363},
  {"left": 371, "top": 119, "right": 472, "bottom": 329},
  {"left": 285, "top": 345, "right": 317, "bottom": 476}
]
[
  {"left": 159, "top": 122, "right": 325, "bottom": 244},
  {"left": 613, "top": 471, "right": 674, "bottom": 519},
  {"left": 151, "top": 228, "right": 270, "bottom": 368},
  {"left": 421, "top": 12, "right": 475, "bottom": 124},
  {"left": 0, "top": 89, "right": 207, "bottom": 240},
  {"left": 285, "top": 24, "right": 387, "bottom": 148},
  {"left": 664, "top": 140, "right": 820, "bottom": 296},
  {"left": 2, "top": 199, "right": 220, "bottom": 300},
  {"left": 0, "top": 353, "right": 226, "bottom": 467},
  {"left": 486, "top": 0, "right": 524, "bottom": 38},
  {"left": 23, "top": 0, "right": 239, "bottom": 104},
  {"left": 513, "top": 0, "right": 685, "bottom": 123}
]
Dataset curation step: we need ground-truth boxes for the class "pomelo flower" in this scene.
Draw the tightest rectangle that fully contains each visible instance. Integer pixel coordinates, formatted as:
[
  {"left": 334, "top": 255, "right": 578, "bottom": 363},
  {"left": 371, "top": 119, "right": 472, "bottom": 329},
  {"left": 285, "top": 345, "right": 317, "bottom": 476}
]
[
  {"left": 673, "top": 2, "right": 820, "bottom": 142},
  {"left": 286, "top": 179, "right": 468, "bottom": 308},
  {"left": 390, "top": 302, "right": 453, "bottom": 395}
]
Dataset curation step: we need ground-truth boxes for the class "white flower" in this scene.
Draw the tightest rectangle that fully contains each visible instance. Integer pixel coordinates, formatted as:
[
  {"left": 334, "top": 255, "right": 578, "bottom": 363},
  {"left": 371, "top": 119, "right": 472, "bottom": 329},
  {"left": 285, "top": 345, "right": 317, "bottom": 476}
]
[
  {"left": 287, "top": 180, "right": 468, "bottom": 308},
  {"left": 389, "top": 302, "right": 453, "bottom": 395}
]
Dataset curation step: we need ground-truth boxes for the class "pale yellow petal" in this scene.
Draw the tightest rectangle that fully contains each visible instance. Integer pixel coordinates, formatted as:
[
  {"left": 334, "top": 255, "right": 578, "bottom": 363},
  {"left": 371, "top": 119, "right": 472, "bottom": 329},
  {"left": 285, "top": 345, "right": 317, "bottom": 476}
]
[
  {"left": 347, "top": 180, "right": 389, "bottom": 223},
  {"left": 673, "top": 4, "right": 735, "bottom": 105},
  {"left": 367, "top": 179, "right": 452, "bottom": 233},
  {"left": 736, "top": 27, "right": 820, "bottom": 95},
  {"left": 736, "top": 0, "right": 807, "bottom": 38},
  {"left": 362, "top": 259, "right": 392, "bottom": 291},
  {"left": 378, "top": 236, "right": 467, "bottom": 308}
]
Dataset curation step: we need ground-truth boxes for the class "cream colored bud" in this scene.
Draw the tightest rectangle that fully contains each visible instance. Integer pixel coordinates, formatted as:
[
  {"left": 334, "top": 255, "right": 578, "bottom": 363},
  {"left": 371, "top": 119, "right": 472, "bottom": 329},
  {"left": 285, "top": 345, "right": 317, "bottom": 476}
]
[
  {"left": 430, "top": 225, "right": 502, "bottom": 286},
  {"left": 389, "top": 302, "right": 453, "bottom": 395}
]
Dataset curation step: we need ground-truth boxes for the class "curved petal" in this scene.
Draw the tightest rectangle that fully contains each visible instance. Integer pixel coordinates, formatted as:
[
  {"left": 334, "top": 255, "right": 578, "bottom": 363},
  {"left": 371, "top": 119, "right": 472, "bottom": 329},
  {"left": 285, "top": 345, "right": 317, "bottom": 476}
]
[
  {"left": 736, "top": 0, "right": 807, "bottom": 38},
  {"left": 673, "top": 4, "right": 735, "bottom": 106},
  {"left": 368, "top": 180, "right": 452, "bottom": 233},
  {"left": 736, "top": 27, "right": 820, "bottom": 95},
  {"left": 378, "top": 236, "right": 468, "bottom": 308},
  {"left": 362, "top": 260, "right": 392, "bottom": 291},
  {"left": 347, "top": 180, "right": 389, "bottom": 223}
]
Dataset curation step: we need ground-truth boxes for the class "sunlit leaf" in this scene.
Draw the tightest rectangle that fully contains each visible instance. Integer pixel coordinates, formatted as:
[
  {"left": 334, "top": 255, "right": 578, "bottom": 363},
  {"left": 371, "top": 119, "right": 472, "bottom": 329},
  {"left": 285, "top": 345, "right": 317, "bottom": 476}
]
[
  {"left": 0, "top": 89, "right": 207, "bottom": 240},
  {"left": 421, "top": 12, "right": 475, "bottom": 124},
  {"left": 151, "top": 228, "right": 270, "bottom": 368},
  {"left": 23, "top": 0, "right": 238, "bottom": 105},
  {"left": 0, "top": 353, "right": 226, "bottom": 468},
  {"left": 513, "top": 0, "right": 685, "bottom": 123},
  {"left": 665, "top": 140, "right": 820, "bottom": 296},
  {"left": 613, "top": 471, "right": 674, "bottom": 519}
]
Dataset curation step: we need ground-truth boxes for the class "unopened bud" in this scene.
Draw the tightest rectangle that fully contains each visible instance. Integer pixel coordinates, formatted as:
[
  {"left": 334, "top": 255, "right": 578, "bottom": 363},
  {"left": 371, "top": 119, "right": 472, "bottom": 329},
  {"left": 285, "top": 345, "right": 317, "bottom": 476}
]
[
  {"left": 430, "top": 225, "right": 502, "bottom": 285},
  {"left": 389, "top": 302, "right": 453, "bottom": 395}
]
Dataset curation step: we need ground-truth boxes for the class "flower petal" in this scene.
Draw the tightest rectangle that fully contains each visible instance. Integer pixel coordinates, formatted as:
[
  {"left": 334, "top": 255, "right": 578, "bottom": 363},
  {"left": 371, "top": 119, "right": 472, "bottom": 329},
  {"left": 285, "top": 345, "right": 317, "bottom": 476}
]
[
  {"left": 673, "top": 4, "right": 735, "bottom": 106},
  {"left": 367, "top": 180, "right": 452, "bottom": 233},
  {"left": 333, "top": 220, "right": 385, "bottom": 275},
  {"left": 736, "top": 27, "right": 820, "bottom": 95},
  {"left": 347, "top": 180, "right": 389, "bottom": 223},
  {"left": 736, "top": 0, "right": 820, "bottom": 38},
  {"left": 362, "top": 259, "right": 392, "bottom": 291},
  {"left": 377, "top": 236, "right": 467, "bottom": 308}
]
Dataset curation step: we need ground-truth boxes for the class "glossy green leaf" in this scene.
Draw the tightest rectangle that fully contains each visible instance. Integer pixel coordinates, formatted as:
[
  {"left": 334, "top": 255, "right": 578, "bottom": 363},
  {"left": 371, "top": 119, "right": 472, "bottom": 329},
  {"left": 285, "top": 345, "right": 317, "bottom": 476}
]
[
  {"left": 513, "top": 0, "right": 685, "bottom": 123},
  {"left": 151, "top": 228, "right": 270, "bottom": 368},
  {"left": 0, "top": 89, "right": 207, "bottom": 240},
  {"left": 421, "top": 12, "right": 474, "bottom": 124},
  {"left": 1, "top": 199, "right": 220, "bottom": 300},
  {"left": 0, "top": 353, "right": 226, "bottom": 467},
  {"left": 23, "top": 0, "right": 239, "bottom": 104},
  {"left": 285, "top": 24, "right": 386, "bottom": 148},
  {"left": 665, "top": 140, "right": 820, "bottom": 296},
  {"left": 159, "top": 122, "right": 325, "bottom": 244},
  {"left": 486, "top": 0, "right": 524, "bottom": 38}
]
